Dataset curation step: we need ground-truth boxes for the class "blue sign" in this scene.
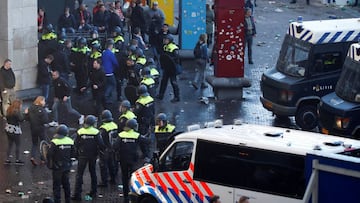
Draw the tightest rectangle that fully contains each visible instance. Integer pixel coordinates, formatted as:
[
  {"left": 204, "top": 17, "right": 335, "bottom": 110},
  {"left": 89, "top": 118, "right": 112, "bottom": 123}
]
[{"left": 179, "top": 0, "right": 206, "bottom": 50}]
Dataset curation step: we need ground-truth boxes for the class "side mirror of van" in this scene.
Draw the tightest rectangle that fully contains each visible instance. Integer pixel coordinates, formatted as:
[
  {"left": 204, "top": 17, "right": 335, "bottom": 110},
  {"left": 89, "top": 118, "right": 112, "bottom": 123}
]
[{"left": 151, "top": 151, "right": 160, "bottom": 171}]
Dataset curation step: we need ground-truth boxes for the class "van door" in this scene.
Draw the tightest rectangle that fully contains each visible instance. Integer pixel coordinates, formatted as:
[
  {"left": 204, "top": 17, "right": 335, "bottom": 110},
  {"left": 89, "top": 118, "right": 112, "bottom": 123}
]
[{"left": 154, "top": 140, "right": 198, "bottom": 202}]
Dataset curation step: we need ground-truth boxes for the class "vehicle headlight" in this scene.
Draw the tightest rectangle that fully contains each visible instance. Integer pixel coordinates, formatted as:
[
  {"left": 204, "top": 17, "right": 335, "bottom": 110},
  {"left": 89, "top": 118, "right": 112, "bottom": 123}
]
[
  {"left": 335, "top": 117, "right": 350, "bottom": 129},
  {"left": 280, "top": 90, "right": 293, "bottom": 102}
]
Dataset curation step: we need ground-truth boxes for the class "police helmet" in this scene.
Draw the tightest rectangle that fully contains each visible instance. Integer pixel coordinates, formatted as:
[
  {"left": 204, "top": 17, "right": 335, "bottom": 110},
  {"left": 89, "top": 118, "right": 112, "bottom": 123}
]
[
  {"left": 101, "top": 110, "right": 113, "bottom": 122},
  {"left": 91, "top": 42, "right": 101, "bottom": 50},
  {"left": 58, "top": 31, "right": 67, "bottom": 41},
  {"left": 120, "top": 100, "right": 131, "bottom": 109},
  {"left": 113, "top": 26, "right": 122, "bottom": 35},
  {"left": 128, "top": 45, "right": 137, "bottom": 53},
  {"left": 125, "top": 118, "right": 138, "bottom": 131},
  {"left": 90, "top": 29, "right": 99, "bottom": 36},
  {"left": 164, "top": 34, "right": 174, "bottom": 42},
  {"left": 135, "top": 48, "right": 144, "bottom": 57},
  {"left": 84, "top": 115, "right": 97, "bottom": 126},
  {"left": 146, "top": 58, "right": 155, "bottom": 65},
  {"left": 141, "top": 67, "right": 151, "bottom": 77},
  {"left": 77, "top": 37, "right": 87, "bottom": 46},
  {"left": 138, "top": 84, "right": 149, "bottom": 96},
  {"left": 45, "top": 24, "right": 54, "bottom": 32},
  {"left": 56, "top": 124, "right": 69, "bottom": 136},
  {"left": 156, "top": 113, "right": 167, "bottom": 122}
]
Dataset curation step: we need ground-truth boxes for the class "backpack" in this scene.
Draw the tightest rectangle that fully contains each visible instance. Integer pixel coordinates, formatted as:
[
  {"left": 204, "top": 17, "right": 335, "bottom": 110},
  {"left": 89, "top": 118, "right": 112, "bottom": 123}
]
[{"left": 193, "top": 42, "right": 202, "bottom": 58}]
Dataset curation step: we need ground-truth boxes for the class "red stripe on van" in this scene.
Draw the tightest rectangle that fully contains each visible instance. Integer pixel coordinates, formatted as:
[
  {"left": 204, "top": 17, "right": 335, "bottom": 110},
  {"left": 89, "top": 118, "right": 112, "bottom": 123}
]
[
  {"left": 189, "top": 162, "right": 194, "bottom": 172},
  {"left": 135, "top": 172, "right": 144, "bottom": 186},
  {"left": 184, "top": 171, "right": 204, "bottom": 201},
  {"left": 200, "top": 181, "right": 214, "bottom": 197},
  {"left": 154, "top": 173, "right": 168, "bottom": 192},
  {"left": 142, "top": 168, "right": 156, "bottom": 187},
  {"left": 174, "top": 172, "right": 192, "bottom": 199},
  {"left": 164, "top": 173, "right": 180, "bottom": 195}
]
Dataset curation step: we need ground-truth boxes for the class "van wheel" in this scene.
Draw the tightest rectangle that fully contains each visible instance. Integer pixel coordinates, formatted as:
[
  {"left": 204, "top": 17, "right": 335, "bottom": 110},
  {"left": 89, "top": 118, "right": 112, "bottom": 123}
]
[
  {"left": 140, "top": 196, "right": 157, "bottom": 203},
  {"left": 295, "top": 105, "right": 318, "bottom": 130}
]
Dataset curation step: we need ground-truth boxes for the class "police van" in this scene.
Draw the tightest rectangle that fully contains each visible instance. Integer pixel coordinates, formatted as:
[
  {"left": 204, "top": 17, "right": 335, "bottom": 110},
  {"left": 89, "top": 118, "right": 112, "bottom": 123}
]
[
  {"left": 319, "top": 43, "right": 360, "bottom": 138},
  {"left": 129, "top": 121, "right": 360, "bottom": 203},
  {"left": 260, "top": 18, "right": 360, "bottom": 130}
]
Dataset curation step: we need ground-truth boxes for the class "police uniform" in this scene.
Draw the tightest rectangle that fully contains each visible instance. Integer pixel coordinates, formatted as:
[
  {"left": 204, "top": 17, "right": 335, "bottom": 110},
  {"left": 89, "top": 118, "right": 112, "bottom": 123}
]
[
  {"left": 98, "top": 121, "right": 118, "bottom": 186},
  {"left": 114, "top": 128, "right": 140, "bottom": 201},
  {"left": 72, "top": 126, "right": 104, "bottom": 200},
  {"left": 118, "top": 110, "right": 137, "bottom": 131},
  {"left": 47, "top": 134, "right": 74, "bottom": 203},
  {"left": 140, "top": 77, "right": 156, "bottom": 97},
  {"left": 134, "top": 94, "right": 155, "bottom": 161},
  {"left": 70, "top": 45, "right": 90, "bottom": 93},
  {"left": 155, "top": 123, "right": 176, "bottom": 153}
]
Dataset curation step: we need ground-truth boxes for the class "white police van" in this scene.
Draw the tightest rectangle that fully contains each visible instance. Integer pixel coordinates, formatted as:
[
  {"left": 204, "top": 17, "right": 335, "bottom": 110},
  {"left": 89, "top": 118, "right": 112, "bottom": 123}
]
[{"left": 129, "top": 121, "right": 360, "bottom": 203}]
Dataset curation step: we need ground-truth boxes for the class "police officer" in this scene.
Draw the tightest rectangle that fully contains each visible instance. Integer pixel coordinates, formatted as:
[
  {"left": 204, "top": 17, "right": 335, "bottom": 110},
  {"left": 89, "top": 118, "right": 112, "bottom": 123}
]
[
  {"left": 154, "top": 113, "right": 176, "bottom": 153},
  {"left": 140, "top": 67, "right": 156, "bottom": 97},
  {"left": 70, "top": 37, "right": 90, "bottom": 94},
  {"left": 134, "top": 85, "right": 155, "bottom": 163},
  {"left": 113, "top": 119, "right": 140, "bottom": 203},
  {"left": 98, "top": 110, "right": 118, "bottom": 187},
  {"left": 72, "top": 115, "right": 105, "bottom": 201},
  {"left": 47, "top": 124, "right": 75, "bottom": 203},
  {"left": 135, "top": 48, "right": 147, "bottom": 68},
  {"left": 158, "top": 34, "right": 180, "bottom": 102},
  {"left": 118, "top": 100, "right": 137, "bottom": 131}
]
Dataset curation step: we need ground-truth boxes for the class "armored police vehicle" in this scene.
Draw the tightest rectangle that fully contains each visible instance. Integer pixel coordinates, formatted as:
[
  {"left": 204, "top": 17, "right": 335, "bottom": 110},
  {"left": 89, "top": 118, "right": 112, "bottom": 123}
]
[
  {"left": 129, "top": 121, "right": 360, "bottom": 203},
  {"left": 319, "top": 43, "right": 360, "bottom": 138},
  {"left": 260, "top": 18, "right": 360, "bottom": 130}
]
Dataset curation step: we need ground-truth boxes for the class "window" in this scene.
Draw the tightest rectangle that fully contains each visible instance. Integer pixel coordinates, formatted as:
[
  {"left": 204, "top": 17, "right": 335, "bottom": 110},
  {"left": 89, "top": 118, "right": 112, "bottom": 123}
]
[
  {"left": 313, "top": 52, "right": 342, "bottom": 74},
  {"left": 193, "top": 140, "right": 306, "bottom": 199},
  {"left": 158, "top": 141, "right": 194, "bottom": 172},
  {"left": 336, "top": 58, "right": 360, "bottom": 103}
]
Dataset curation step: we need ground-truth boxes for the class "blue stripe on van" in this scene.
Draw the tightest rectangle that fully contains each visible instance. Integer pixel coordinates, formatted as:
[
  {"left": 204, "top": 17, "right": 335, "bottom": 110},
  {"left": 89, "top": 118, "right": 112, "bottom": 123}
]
[
  {"left": 157, "top": 186, "right": 172, "bottom": 203},
  {"left": 180, "top": 191, "right": 191, "bottom": 202},
  {"left": 291, "top": 24, "right": 295, "bottom": 36},
  {"left": 300, "top": 30, "right": 310, "bottom": 40},
  {"left": 169, "top": 188, "right": 183, "bottom": 203},
  {"left": 354, "top": 32, "right": 360, "bottom": 41},
  {"left": 351, "top": 45, "right": 355, "bottom": 59},
  {"left": 317, "top": 32, "right": 330, "bottom": 44},
  {"left": 341, "top": 31, "right": 354, "bottom": 42},
  {"left": 305, "top": 34, "right": 313, "bottom": 42},
  {"left": 329, "top": 31, "right": 342, "bottom": 43}
]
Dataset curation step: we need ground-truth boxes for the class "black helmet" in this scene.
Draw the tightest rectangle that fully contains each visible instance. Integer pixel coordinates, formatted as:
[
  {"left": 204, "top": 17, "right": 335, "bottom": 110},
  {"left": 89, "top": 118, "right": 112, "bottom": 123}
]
[
  {"left": 45, "top": 24, "right": 54, "bottom": 32},
  {"left": 84, "top": 115, "right": 97, "bottom": 126},
  {"left": 90, "top": 29, "right": 99, "bottom": 36},
  {"left": 125, "top": 118, "right": 138, "bottom": 131},
  {"left": 164, "top": 34, "right": 174, "bottom": 42},
  {"left": 101, "top": 110, "right": 113, "bottom": 122},
  {"left": 138, "top": 84, "right": 149, "bottom": 96},
  {"left": 113, "top": 26, "right": 122, "bottom": 35},
  {"left": 78, "top": 37, "right": 87, "bottom": 46},
  {"left": 56, "top": 124, "right": 69, "bottom": 136},
  {"left": 58, "top": 31, "right": 67, "bottom": 41},
  {"left": 128, "top": 45, "right": 137, "bottom": 53},
  {"left": 141, "top": 67, "right": 151, "bottom": 77},
  {"left": 91, "top": 42, "right": 101, "bottom": 50},
  {"left": 135, "top": 48, "right": 144, "bottom": 57},
  {"left": 120, "top": 100, "right": 131, "bottom": 109},
  {"left": 156, "top": 113, "right": 167, "bottom": 122}
]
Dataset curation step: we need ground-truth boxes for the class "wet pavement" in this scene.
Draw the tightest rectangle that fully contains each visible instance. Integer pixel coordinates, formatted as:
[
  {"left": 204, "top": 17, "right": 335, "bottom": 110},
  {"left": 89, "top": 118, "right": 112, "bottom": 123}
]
[{"left": 1, "top": 0, "right": 360, "bottom": 202}]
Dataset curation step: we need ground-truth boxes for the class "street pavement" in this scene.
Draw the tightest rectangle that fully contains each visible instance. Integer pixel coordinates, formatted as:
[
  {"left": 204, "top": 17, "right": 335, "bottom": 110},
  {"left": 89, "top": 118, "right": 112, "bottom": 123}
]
[{"left": 1, "top": 0, "right": 360, "bottom": 202}]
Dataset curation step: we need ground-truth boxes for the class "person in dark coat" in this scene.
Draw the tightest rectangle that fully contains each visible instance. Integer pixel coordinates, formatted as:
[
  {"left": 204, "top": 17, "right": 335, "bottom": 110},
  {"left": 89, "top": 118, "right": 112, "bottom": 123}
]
[
  {"left": 37, "top": 54, "right": 54, "bottom": 103},
  {"left": 25, "top": 96, "right": 49, "bottom": 166},
  {"left": 0, "top": 59, "right": 16, "bottom": 117},
  {"left": 4, "top": 100, "right": 25, "bottom": 165},
  {"left": 57, "top": 7, "right": 76, "bottom": 33},
  {"left": 130, "top": 0, "right": 146, "bottom": 38},
  {"left": 244, "top": 8, "right": 256, "bottom": 64},
  {"left": 93, "top": 4, "right": 110, "bottom": 33},
  {"left": 47, "top": 124, "right": 75, "bottom": 203},
  {"left": 88, "top": 59, "right": 106, "bottom": 117}
]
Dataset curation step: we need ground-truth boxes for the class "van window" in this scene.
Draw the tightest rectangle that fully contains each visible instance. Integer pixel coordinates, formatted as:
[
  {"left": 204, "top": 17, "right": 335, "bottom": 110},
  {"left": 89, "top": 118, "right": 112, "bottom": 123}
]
[
  {"left": 193, "top": 140, "right": 306, "bottom": 199},
  {"left": 158, "top": 141, "right": 194, "bottom": 172},
  {"left": 313, "top": 52, "right": 342, "bottom": 74}
]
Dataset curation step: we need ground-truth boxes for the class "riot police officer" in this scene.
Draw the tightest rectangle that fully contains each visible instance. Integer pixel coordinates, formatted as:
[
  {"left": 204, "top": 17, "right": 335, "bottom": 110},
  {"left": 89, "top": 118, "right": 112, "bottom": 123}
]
[
  {"left": 134, "top": 85, "right": 155, "bottom": 163},
  {"left": 47, "top": 124, "right": 74, "bottom": 203},
  {"left": 114, "top": 119, "right": 140, "bottom": 203},
  {"left": 154, "top": 113, "right": 176, "bottom": 153},
  {"left": 140, "top": 67, "right": 156, "bottom": 97},
  {"left": 118, "top": 100, "right": 137, "bottom": 131},
  {"left": 98, "top": 110, "right": 118, "bottom": 187},
  {"left": 72, "top": 115, "right": 105, "bottom": 201}
]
